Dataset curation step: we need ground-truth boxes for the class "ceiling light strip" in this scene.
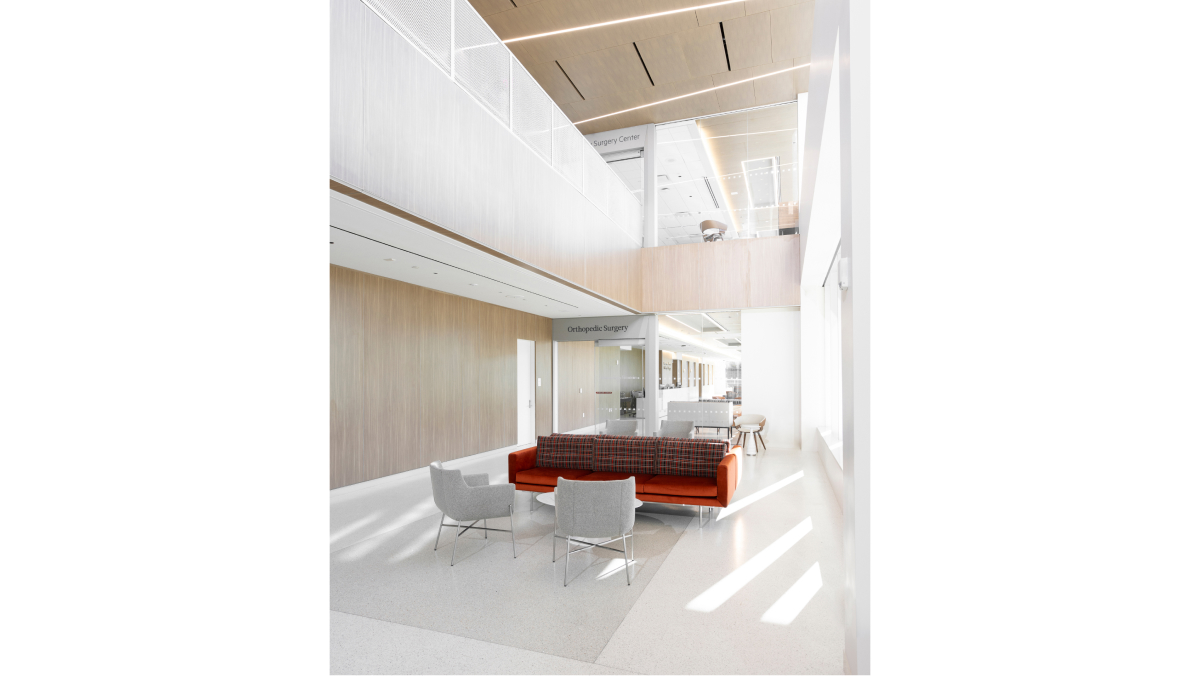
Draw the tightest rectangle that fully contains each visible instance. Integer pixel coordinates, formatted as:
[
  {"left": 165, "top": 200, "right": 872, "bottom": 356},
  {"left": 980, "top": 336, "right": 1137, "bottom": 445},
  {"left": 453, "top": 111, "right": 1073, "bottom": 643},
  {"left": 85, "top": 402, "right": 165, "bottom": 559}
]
[
  {"left": 574, "top": 64, "right": 810, "bottom": 126},
  {"left": 659, "top": 128, "right": 798, "bottom": 145},
  {"left": 502, "top": 0, "right": 744, "bottom": 44}
]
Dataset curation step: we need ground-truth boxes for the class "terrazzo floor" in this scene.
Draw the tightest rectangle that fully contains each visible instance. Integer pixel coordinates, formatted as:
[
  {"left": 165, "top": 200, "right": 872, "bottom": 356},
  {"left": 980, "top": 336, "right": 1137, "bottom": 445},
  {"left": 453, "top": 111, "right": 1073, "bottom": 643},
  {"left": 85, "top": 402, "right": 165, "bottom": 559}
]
[{"left": 330, "top": 439, "right": 844, "bottom": 674}]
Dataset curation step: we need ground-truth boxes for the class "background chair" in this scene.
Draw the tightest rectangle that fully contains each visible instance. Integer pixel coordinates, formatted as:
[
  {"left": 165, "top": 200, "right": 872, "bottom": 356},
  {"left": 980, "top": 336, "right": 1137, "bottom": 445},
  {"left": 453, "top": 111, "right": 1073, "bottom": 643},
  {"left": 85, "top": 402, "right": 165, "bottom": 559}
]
[
  {"left": 429, "top": 461, "right": 517, "bottom": 566},
  {"left": 733, "top": 414, "right": 767, "bottom": 455},
  {"left": 659, "top": 420, "right": 695, "bottom": 438},
  {"left": 604, "top": 419, "right": 638, "bottom": 436},
  {"left": 553, "top": 477, "right": 636, "bottom": 586}
]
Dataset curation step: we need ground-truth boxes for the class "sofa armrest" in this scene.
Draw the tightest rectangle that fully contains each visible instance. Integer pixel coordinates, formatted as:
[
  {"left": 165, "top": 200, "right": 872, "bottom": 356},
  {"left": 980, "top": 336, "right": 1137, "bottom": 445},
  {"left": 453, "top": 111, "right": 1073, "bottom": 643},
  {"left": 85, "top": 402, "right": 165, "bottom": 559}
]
[
  {"left": 716, "top": 452, "right": 739, "bottom": 507},
  {"left": 508, "top": 446, "right": 538, "bottom": 484}
]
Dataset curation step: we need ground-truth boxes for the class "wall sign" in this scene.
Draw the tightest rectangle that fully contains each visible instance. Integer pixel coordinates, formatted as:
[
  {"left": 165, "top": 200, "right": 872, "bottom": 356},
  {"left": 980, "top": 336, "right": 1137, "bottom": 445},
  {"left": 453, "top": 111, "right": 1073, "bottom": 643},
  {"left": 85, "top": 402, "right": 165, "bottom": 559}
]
[
  {"left": 553, "top": 315, "right": 649, "bottom": 342},
  {"left": 583, "top": 124, "right": 648, "bottom": 155}
]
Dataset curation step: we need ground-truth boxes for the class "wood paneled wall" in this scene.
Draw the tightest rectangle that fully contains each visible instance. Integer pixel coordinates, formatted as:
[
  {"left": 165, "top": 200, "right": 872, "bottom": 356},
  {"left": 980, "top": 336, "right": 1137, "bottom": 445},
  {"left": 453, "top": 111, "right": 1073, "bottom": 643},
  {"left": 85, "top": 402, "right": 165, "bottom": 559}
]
[
  {"left": 332, "top": 0, "right": 642, "bottom": 312},
  {"left": 641, "top": 235, "right": 803, "bottom": 312},
  {"left": 556, "top": 341, "right": 595, "bottom": 432},
  {"left": 331, "top": 265, "right": 552, "bottom": 489}
]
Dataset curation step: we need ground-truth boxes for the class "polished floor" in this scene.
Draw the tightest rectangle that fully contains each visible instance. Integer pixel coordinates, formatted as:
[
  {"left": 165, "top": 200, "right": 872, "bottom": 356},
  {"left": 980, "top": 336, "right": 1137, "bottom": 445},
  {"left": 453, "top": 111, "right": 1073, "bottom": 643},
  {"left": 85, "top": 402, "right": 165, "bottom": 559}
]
[{"left": 330, "top": 439, "right": 844, "bottom": 674}]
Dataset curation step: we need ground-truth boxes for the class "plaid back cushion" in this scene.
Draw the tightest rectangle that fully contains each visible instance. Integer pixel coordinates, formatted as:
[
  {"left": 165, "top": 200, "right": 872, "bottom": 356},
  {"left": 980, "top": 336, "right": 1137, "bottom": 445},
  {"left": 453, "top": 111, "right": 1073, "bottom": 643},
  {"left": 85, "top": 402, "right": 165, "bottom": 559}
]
[
  {"left": 593, "top": 435, "right": 657, "bottom": 474},
  {"left": 535, "top": 434, "right": 594, "bottom": 470},
  {"left": 654, "top": 438, "right": 729, "bottom": 478}
]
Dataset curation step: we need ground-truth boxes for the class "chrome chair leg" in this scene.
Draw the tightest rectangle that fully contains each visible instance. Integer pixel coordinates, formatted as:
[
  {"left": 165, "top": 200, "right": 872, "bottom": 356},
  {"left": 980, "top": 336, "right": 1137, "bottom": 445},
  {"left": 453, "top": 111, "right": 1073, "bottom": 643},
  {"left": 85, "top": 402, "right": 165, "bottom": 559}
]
[
  {"left": 622, "top": 534, "right": 631, "bottom": 585},
  {"left": 564, "top": 536, "right": 570, "bottom": 586},
  {"left": 433, "top": 512, "right": 446, "bottom": 550},
  {"left": 451, "top": 522, "right": 461, "bottom": 566},
  {"left": 509, "top": 505, "right": 516, "bottom": 558}
]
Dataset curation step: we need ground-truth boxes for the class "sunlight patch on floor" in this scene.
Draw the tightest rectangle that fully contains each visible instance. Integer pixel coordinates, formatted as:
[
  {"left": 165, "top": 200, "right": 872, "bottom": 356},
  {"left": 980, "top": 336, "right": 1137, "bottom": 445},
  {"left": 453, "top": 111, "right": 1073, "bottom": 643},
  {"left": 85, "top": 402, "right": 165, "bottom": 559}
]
[
  {"left": 685, "top": 517, "right": 813, "bottom": 613},
  {"left": 760, "top": 562, "right": 822, "bottom": 625},
  {"left": 716, "top": 470, "right": 805, "bottom": 521}
]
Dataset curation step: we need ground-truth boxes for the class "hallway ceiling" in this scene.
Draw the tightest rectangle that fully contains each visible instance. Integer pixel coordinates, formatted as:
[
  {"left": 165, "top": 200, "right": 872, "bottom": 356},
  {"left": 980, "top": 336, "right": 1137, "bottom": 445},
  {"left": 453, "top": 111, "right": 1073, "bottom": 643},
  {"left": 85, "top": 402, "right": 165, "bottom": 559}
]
[
  {"left": 659, "top": 312, "right": 742, "bottom": 360},
  {"left": 469, "top": 0, "right": 815, "bottom": 134},
  {"left": 330, "top": 191, "right": 635, "bottom": 319}
]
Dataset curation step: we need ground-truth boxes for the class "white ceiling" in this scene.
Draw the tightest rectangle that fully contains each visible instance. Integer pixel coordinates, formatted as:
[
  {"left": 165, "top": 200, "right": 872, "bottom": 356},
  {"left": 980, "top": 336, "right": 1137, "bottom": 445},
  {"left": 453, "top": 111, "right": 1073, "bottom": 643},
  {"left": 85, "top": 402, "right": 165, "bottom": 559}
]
[
  {"left": 658, "top": 312, "right": 742, "bottom": 361},
  {"left": 330, "top": 191, "right": 635, "bottom": 319},
  {"left": 655, "top": 119, "right": 734, "bottom": 245}
]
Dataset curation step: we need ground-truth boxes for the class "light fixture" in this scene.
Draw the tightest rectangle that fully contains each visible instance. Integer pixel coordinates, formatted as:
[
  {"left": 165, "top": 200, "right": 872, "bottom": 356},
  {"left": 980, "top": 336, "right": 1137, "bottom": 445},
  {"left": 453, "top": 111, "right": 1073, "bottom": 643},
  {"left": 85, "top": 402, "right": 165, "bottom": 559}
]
[
  {"left": 575, "top": 64, "right": 809, "bottom": 126},
  {"left": 468, "top": 283, "right": 478, "bottom": 286},
  {"left": 384, "top": 258, "right": 395, "bottom": 261},
  {"left": 502, "top": 0, "right": 744, "bottom": 44},
  {"left": 703, "top": 313, "right": 729, "bottom": 332}
]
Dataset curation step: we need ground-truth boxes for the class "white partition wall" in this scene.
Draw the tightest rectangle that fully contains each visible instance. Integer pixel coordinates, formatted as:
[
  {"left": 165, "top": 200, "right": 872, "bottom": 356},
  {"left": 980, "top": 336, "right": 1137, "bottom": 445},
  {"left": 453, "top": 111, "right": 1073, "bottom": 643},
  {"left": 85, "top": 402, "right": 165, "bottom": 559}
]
[{"left": 741, "top": 308, "right": 802, "bottom": 448}]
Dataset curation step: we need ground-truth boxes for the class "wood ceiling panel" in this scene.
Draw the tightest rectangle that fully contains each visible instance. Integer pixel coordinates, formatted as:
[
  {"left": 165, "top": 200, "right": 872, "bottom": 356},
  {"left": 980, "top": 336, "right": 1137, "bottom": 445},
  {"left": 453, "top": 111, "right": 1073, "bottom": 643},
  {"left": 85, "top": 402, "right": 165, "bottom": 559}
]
[
  {"left": 569, "top": 105, "right": 657, "bottom": 136},
  {"left": 527, "top": 59, "right": 584, "bottom": 102},
  {"left": 751, "top": 63, "right": 798, "bottom": 105},
  {"left": 468, "top": 0, "right": 518, "bottom": 17},
  {"left": 559, "top": 43, "right": 654, "bottom": 100},
  {"left": 475, "top": 0, "right": 812, "bottom": 133},
  {"left": 635, "top": 33, "right": 692, "bottom": 86},
  {"left": 722, "top": 11, "right": 773, "bottom": 71},
  {"left": 490, "top": 0, "right": 699, "bottom": 64},
  {"left": 745, "top": 0, "right": 801, "bottom": 13},
  {"left": 695, "top": 2, "right": 745, "bottom": 26},
  {"left": 651, "top": 74, "right": 722, "bottom": 123},
  {"left": 561, "top": 80, "right": 656, "bottom": 121},
  {"left": 678, "top": 23, "right": 730, "bottom": 78},
  {"left": 794, "top": 57, "right": 810, "bottom": 92},
  {"left": 769, "top": 2, "right": 813, "bottom": 62},
  {"left": 710, "top": 69, "right": 757, "bottom": 112}
]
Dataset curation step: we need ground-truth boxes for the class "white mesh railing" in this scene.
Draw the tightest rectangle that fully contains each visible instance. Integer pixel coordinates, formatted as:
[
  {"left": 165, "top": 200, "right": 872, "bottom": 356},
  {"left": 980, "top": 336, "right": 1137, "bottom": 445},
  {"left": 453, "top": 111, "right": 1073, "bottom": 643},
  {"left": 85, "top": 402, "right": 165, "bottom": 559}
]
[
  {"left": 584, "top": 148, "right": 610, "bottom": 215},
  {"left": 364, "top": 0, "right": 452, "bottom": 75},
  {"left": 453, "top": 0, "right": 509, "bottom": 125},
  {"left": 358, "top": 0, "right": 641, "bottom": 246},
  {"left": 510, "top": 58, "right": 552, "bottom": 163},
  {"left": 553, "top": 107, "right": 585, "bottom": 191}
]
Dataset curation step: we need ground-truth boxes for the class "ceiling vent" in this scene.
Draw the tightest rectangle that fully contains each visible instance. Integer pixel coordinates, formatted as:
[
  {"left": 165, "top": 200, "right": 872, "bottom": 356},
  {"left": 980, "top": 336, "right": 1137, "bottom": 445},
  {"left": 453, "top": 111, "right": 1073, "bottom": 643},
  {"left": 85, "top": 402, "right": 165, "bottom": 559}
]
[{"left": 602, "top": 149, "right": 643, "bottom": 163}]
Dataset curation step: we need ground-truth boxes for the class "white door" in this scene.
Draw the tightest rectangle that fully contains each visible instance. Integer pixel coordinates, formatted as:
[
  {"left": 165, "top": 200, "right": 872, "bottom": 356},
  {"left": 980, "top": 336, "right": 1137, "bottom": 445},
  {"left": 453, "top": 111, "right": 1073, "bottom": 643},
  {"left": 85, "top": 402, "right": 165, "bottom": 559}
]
[{"left": 517, "top": 340, "right": 535, "bottom": 444}]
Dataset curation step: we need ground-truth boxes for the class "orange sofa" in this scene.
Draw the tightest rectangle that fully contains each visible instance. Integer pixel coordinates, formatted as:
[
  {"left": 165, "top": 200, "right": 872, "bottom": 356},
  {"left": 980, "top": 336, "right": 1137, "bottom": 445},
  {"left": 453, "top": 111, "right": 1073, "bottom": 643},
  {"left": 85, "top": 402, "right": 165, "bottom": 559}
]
[{"left": 508, "top": 434, "right": 740, "bottom": 508}]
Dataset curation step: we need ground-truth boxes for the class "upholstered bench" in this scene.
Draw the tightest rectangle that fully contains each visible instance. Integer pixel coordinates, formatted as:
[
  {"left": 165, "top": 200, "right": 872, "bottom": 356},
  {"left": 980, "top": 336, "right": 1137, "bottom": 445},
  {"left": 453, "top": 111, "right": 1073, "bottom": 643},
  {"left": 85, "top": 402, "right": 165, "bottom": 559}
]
[{"left": 508, "top": 434, "right": 740, "bottom": 526}]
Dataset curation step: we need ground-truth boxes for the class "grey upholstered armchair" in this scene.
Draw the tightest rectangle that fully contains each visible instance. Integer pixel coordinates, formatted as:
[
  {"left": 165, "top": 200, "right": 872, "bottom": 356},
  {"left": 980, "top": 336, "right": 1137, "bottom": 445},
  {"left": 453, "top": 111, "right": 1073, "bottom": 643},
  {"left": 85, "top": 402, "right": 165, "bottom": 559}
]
[
  {"left": 659, "top": 420, "right": 695, "bottom": 438},
  {"left": 553, "top": 477, "right": 637, "bottom": 586},
  {"left": 603, "top": 419, "right": 638, "bottom": 435},
  {"left": 429, "top": 461, "right": 517, "bottom": 566}
]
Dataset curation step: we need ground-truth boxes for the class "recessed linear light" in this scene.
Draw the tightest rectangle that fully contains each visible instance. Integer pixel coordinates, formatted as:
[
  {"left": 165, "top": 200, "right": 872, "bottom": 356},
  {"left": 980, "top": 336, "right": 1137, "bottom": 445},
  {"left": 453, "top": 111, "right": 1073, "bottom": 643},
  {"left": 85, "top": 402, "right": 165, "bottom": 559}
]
[
  {"left": 469, "top": 283, "right": 478, "bottom": 286},
  {"left": 502, "top": 0, "right": 743, "bottom": 44},
  {"left": 384, "top": 258, "right": 395, "bottom": 261},
  {"left": 574, "top": 63, "right": 809, "bottom": 126}
]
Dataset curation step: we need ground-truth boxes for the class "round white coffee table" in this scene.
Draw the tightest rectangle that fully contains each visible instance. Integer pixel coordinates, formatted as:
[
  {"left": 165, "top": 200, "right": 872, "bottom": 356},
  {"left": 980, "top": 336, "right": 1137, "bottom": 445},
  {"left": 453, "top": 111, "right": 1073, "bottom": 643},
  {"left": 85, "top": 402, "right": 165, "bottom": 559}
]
[{"left": 536, "top": 492, "right": 643, "bottom": 508}]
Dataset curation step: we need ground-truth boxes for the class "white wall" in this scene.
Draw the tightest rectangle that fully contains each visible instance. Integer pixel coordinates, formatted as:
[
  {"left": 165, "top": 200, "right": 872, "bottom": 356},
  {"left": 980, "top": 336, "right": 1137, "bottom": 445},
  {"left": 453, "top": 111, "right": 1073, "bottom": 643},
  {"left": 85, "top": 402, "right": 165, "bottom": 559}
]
[
  {"left": 741, "top": 309, "right": 802, "bottom": 447},
  {"left": 707, "top": 358, "right": 729, "bottom": 397},
  {"left": 800, "top": 287, "right": 826, "bottom": 453}
]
